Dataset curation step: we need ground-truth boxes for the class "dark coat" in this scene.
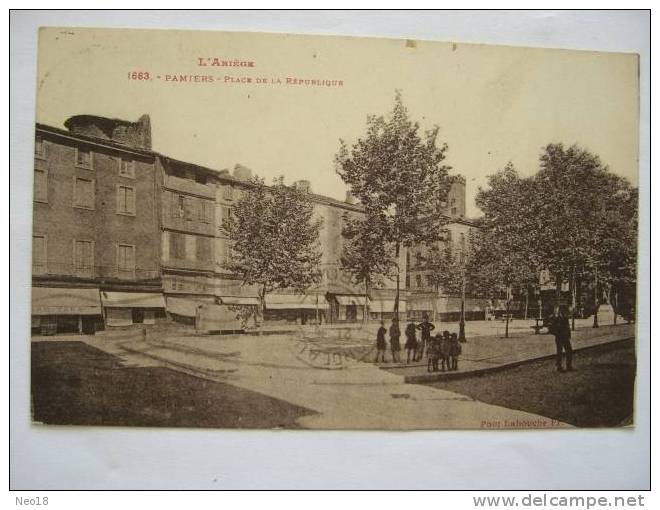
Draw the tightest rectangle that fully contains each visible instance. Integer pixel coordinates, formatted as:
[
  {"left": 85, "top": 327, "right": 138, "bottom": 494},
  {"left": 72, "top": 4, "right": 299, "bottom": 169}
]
[
  {"left": 389, "top": 324, "right": 401, "bottom": 351},
  {"left": 549, "top": 315, "right": 571, "bottom": 340},
  {"left": 416, "top": 321, "right": 435, "bottom": 340},
  {"left": 449, "top": 336, "right": 461, "bottom": 357},
  {"left": 405, "top": 323, "right": 417, "bottom": 349},
  {"left": 376, "top": 326, "right": 387, "bottom": 349}
]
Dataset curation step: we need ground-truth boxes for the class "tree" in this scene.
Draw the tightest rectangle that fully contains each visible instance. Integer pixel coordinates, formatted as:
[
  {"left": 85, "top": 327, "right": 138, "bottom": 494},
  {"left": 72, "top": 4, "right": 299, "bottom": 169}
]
[
  {"left": 335, "top": 91, "right": 452, "bottom": 316},
  {"left": 224, "top": 176, "right": 323, "bottom": 317},
  {"left": 585, "top": 175, "right": 638, "bottom": 326},
  {"left": 421, "top": 234, "right": 462, "bottom": 321},
  {"left": 533, "top": 144, "right": 637, "bottom": 328},
  {"left": 340, "top": 206, "right": 397, "bottom": 323},
  {"left": 473, "top": 163, "right": 540, "bottom": 338}
]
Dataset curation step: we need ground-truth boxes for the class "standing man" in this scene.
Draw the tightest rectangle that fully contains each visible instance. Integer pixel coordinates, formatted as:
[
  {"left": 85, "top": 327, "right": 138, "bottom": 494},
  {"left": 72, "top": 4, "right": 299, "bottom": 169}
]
[
  {"left": 405, "top": 320, "right": 418, "bottom": 364},
  {"left": 375, "top": 321, "right": 387, "bottom": 363},
  {"left": 415, "top": 312, "right": 435, "bottom": 361},
  {"left": 549, "top": 307, "right": 574, "bottom": 372},
  {"left": 389, "top": 318, "right": 401, "bottom": 363}
]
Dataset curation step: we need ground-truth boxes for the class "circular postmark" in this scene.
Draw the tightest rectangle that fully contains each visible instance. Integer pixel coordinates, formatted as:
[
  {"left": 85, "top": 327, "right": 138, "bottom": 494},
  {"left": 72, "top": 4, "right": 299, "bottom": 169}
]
[{"left": 288, "top": 270, "right": 376, "bottom": 370}]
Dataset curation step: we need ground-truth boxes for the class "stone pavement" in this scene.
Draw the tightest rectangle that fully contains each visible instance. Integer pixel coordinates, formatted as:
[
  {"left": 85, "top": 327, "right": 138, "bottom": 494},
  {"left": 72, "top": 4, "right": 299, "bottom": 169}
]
[
  {"left": 31, "top": 318, "right": 634, "bottom": 430},
  {"left": 383, "top": 323, "right": 635, "bottom": 382}
]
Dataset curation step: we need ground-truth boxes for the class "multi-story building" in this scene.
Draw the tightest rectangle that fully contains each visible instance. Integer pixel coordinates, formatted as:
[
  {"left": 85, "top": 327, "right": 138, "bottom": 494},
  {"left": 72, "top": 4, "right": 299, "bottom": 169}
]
[
  {"left": 212, "top": 164, "right": 260, "bottom": 303},
  {"left": 31, "top": 115, "right": 165, "bottom": 334},
  {"left": 405, "top": 176, "right": 488, "bottom": 321},
  {"left": 158, "top": 156, "right": 217, "bottom": 305},
  {"left": 30, "top": 112, "right": 422, "bottom": 333}
]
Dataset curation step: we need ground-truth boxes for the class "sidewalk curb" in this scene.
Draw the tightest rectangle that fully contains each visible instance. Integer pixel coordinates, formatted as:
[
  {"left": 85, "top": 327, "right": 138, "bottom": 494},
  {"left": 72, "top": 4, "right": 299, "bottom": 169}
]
[{"left": 401, "top": 336, "right": 635, "bottom": 384}]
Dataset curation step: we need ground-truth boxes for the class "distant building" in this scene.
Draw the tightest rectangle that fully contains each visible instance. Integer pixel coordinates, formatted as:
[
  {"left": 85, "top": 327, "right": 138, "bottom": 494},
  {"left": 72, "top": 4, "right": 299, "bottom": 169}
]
[{"left": 404, "top": 176, "right": 490, "bottom": 321}]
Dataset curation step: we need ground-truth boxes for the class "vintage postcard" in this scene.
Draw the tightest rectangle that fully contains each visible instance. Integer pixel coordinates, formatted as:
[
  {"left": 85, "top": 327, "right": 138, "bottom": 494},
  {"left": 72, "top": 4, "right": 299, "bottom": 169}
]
[{"left": 30, "top": 27, "right": 639, "bottom": 430}]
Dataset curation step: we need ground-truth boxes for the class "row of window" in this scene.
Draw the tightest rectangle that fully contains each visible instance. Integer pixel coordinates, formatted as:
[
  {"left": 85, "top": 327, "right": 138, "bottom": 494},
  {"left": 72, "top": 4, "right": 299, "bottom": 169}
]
[
  {"left": 36, "top": 138, "right": 240, "bottom": 205},
  {"left": 169, "top": 167, "right": 235, "bottom": 200},
  {"left": 32, "top": 235, "right": 137, "bottom": 276},
  {"left": 167, "top": 232, "right": 214, "bottom": 263},
  {"left": 35, "top": 136, "right": 136, "bottom": 177},
  {"left": 169, "top": 193, "right": 214, "bottom": 223},
  {"left": 34, "top": 170, "right": 137, "bottom": 215}
]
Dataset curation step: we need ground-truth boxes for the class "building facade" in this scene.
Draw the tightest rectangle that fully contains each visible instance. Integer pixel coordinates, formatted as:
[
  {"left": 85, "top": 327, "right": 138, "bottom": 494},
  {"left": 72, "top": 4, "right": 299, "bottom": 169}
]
[
  {"left": 404, "top": 176, "right": 489, "bottom": 321},
  {"left": 32, "top": 116, "right": 164, "bottom": 334},
  {"left": 30, "top": 113, "right": 429, "bottom": 333}
]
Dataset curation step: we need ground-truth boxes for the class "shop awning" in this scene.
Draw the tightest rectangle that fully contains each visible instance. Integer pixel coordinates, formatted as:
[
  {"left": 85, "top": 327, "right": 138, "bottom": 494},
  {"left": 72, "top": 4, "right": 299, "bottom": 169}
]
[
  {"left": 166, "top": 297, "right": 202, "bottom": 317},
  {"left": 370, "top": 299, "right": 407, "bottom": 313},
  {"left": 101, "top": 292, "right": 165, "bottom": 309},
  {"left": 265, "top": 294, "right": 329, "bottom": 310},
  {"left": 32, "top": 287, "right": 102, "bottom": 316},
  {"left": 220, "top": 296, "right": 260, "bottom": 306},
  {"left": 335, "top": 295, "right": 368, "bottom": 306},
  {"left": 407, "top": 298, "right": 435, "bottom": 311}
]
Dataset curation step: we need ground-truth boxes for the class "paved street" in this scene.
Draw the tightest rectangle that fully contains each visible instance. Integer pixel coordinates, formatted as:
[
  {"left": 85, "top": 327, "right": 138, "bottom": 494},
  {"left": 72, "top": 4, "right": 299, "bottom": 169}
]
[
  {"left": 423, "top": 339, "right": 636, "bottom": 427},
  {"left": 31, "top": 317, "right": 635, "bottom": 429}
]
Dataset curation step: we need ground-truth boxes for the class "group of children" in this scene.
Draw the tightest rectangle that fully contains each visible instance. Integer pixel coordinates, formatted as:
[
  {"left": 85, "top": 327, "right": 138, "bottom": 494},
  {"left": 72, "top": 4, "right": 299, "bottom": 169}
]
[{"left": 374, "top": 313, "right": 462, "bottom": 371}]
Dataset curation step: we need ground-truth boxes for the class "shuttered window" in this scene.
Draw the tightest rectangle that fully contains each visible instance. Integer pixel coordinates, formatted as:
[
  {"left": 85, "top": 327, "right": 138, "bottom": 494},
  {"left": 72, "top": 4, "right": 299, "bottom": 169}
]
[
  {"left": 35, "top": 136, "right": 47, "bottom": 159},
  {"left": 170, "top": 232, "right": 186, "bottom": 259},
  {"left": 75, "top": 148, "right": 93, "bottom": 169},
  {"left": 74, "top": 240, "right": 94, "bottom": 276},
  {"left": 196, "top": 236, "right": 212, "bottom": 262},
  {"left": 34, "top": 169, "right": 48, "bottom": 203},
  {"left": 117, "top": 185, "right": 136, "bottom": 215},
  {"left": 119, "top": 158, "right": 135, "bottom": 178},
  {"left": 117, "top": 244, "right": 136, "bottom": 275},
  {"left": 32, "top": 235, "right": 47, "bottom": 274},
  {"left": 73, "top": 177, "right": 95, "bottom": 209}
]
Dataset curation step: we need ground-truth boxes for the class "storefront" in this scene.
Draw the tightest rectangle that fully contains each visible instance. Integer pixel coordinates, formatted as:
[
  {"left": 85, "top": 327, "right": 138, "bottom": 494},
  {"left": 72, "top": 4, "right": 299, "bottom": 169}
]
[
  {"left": 328, "top": 294, "right": 369, "bottom": 322},
  {"left": 100, "top": 291, "right": 166, "bottom": 327},
  {"left": 31, "top": 286, "right": 103, "bottom": 335},
  {"left": 264, "top": 293, "right": 329, "bottom": 324},
  {"left": 369, "top": 298, "right": 407, "bottom": 321},
  {"left": 406, "top": 296, "right": 491, "bottom": 322}
]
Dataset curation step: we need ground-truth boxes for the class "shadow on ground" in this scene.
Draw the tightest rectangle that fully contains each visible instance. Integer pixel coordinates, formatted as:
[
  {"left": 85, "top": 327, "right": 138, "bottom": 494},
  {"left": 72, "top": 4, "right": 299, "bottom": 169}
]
[
  {"left": 31, "top": 341, "right": 317, "bottom": 429},
  {"left": 420, "top": 339, "right": 636, "bottom": 427}
]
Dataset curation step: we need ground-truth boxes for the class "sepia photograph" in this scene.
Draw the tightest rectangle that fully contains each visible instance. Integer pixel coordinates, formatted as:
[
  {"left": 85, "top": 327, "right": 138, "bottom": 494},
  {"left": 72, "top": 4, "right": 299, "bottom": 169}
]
[{"left": 28, "top": 25, "right": 640, "bottom": 433}]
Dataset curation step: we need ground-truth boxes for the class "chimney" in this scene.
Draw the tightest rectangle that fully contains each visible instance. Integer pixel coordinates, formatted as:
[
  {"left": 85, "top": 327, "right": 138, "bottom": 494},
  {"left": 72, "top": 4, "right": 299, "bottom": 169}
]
[{"left": 294, "top": 180, "right": 311, "bottom": 193}]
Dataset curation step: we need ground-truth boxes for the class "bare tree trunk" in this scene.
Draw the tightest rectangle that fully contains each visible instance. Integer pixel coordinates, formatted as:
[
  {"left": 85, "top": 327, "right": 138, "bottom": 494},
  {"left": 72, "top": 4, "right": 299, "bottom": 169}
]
[
  {"left": 570, "top": 266, "right": 576, "bottom": 331},
  {"left": 432, "top": 283, "right": 438, "bottom": 322},
  {"left": 593, "top": 267, "right": 599, "bottom": 328},
  {"left": 504, "top": 287, "right": 511, "bottom": 339},
  {"left": 393, "top": 243, "right": 400, "bottom": 320},
  {"left": 612, "top": 286, "right": 618, "bottom": 325},
  {"left": 458, "top": 273, "right": 466, "bottom": 342},
  {"left": 260, "top": 284, "right": 268, "bottom": 326},
  {"left": 524, "top": 286, "right": 529, "bottom": 320},
  {"left": 364, "top": 278, "right": 370, "bottom": 325}
]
